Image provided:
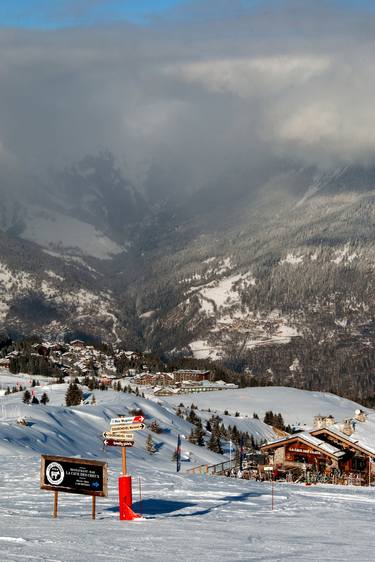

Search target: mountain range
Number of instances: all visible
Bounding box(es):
[2,154,375,401]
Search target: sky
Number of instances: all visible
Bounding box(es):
[0,0,186,27]
[1,0,373,28]
[0,0,375,199]
[0,0,193,27]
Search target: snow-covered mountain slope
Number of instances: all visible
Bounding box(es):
[20,206,125,260]
[0,385,223,469]
[162,386,371,428]
[4,161,375,401]
[0,382,224,469]
[0,378,374,561]
[0,231,130,342]
[1,435,375,560]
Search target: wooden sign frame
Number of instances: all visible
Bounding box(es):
[40,455,108,497]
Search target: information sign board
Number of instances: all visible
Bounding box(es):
[40,455,108,497]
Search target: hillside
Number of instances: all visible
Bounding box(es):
[0,379,225,468]
[162,386,372,428]
[2,163,375,400]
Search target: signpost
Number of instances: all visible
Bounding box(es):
[103,432,134,440]
[102,415,145,520]
[110,416,144,425]
[40,455,108,519]
[103,439,135,447]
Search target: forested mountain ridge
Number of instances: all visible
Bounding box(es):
[1,161,375,401]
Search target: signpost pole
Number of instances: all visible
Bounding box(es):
[92,495,96,520]
[271,478,275,511]
[122,447,127,475]
[53,491,58,519]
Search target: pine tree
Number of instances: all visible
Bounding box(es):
[263,410,274,425]
[186,408,199,424]
[65,383,83,406]
[207,431,223,454]
[193,419,206,446]
[274,413,285,430]
[188,427,197,444]
[150,420,163,434]
[40,392,49,405]
[22,390,31,404]
[145,433,156,454]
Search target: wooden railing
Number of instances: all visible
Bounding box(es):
[186,459,240,476]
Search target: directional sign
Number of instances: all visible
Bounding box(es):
[110,416,144,425]
[102,432,134,440]
[109,425,136,434]
[103,439,134,447]
[120,423,145,431]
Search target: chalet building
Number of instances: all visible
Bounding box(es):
[69,339,85,348]
[261,409,375,485]
[153,386,180,396]
[0,358,10,369]
[32,343,51,356]
[133,372,174,386]
[175,380,238,393]
[172,369,213,383]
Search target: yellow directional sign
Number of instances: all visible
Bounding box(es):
[109,425,135,434]
[120,423,145,431]
[102,432,134,440]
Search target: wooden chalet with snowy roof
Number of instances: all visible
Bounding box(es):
[261,409,375,485]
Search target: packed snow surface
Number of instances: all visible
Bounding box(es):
[0,378,374,561]
[163,386,371,428]
[0,456,375,561]
[0,382,223,467]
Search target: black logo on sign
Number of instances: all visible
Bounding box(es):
[46,462,65,485]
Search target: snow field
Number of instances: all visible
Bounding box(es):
[0,379,374,560]
[0,456,374,561]
[163,386,371,428]
[0,379,225,468]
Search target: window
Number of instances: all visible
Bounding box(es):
[352,456,366,471]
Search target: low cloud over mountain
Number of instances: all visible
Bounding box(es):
[1,0,375,201]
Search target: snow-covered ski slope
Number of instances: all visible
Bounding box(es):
[162,386,371,428]
[0,455,375,561]
[0,377,374,561]
[0,382,225,468]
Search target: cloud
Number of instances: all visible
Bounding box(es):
[1,0,375,200]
